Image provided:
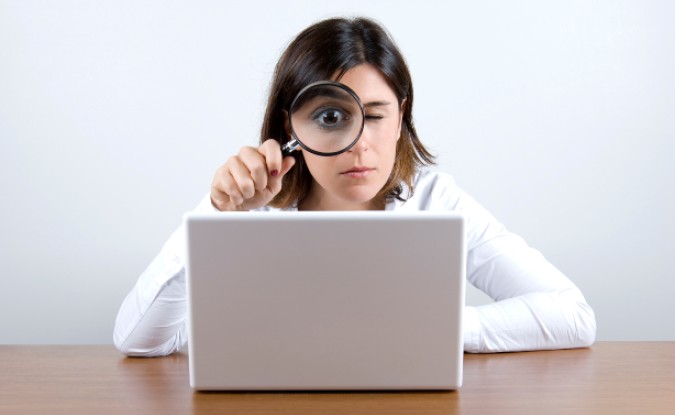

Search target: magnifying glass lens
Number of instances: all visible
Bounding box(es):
[289,83,364,156]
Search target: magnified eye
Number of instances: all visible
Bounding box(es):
[312,107,350,130]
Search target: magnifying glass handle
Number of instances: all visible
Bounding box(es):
[281,139,299,156]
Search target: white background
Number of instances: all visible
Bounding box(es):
[1,0,673,344]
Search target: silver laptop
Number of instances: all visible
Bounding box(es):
[184,211,466,391]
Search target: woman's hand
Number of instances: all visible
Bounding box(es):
[210,139,296,211]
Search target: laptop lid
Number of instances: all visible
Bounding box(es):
[185,211,465,390]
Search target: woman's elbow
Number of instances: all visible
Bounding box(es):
[114,342,178,358]
[571,299,597,348]
[113,332,180,358]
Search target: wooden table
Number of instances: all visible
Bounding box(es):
[1,342,673,414]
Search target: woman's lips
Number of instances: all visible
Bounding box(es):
[340,167,375,178]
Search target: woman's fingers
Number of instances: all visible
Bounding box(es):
[210,139,295,211]
[237,147,267,195]
[259,139,283,178]
[268,155,296,194]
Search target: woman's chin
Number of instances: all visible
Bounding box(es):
[337,188,382,209]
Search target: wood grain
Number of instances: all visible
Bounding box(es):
[1,343,673,414]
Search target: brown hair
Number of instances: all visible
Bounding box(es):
[262,17,435,208]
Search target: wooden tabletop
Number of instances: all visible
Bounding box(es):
[1,342,673,414]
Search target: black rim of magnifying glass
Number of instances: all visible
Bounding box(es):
[283,80,366,157]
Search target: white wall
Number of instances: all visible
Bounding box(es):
[1,0,673,344]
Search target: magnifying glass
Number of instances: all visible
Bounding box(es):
[281,81,365,157]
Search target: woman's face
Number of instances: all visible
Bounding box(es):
[299,64,403,210]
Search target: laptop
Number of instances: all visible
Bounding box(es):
[184,211,466,391]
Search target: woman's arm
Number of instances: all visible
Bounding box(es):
[113,226,188,356]
[115,140,294,357]
[462,230,596,353]
[113,195,215,357]
[409,171,596,353]
[113,246,188,356]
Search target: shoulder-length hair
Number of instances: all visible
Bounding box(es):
[262,17,435,208]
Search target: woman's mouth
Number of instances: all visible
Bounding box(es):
[340,166,375,178]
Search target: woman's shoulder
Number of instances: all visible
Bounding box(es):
[404,168,510,247]
[412,168,458,190]
[392,168,463,211]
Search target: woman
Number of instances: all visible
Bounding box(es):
[114,17,596,356]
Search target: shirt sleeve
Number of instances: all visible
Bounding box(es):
[113,194,218,356]
[406,171,597,353]
[115,171,597,356]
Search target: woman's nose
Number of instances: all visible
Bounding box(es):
[348,127,370,153]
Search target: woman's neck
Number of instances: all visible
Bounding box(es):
[298,184,385,211]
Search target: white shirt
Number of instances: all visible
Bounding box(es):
[113,169,596,356]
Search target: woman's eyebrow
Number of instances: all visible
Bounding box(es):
[363,100,392,108]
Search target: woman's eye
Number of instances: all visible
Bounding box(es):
[365,114,384,121]
[312,108,349,129]
[322,110,341,125]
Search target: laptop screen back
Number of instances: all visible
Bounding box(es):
[185,211,465,390]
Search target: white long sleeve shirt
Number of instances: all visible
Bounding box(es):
[113,169,596,356]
